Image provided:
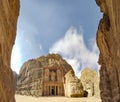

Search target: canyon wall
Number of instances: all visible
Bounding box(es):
[0,0,120,102]
[0,0,19,102]
[96,0,120,102]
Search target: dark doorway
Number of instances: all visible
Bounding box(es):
[52,88,55,95]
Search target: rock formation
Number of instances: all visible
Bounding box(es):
[96,0,120,101]
[13,71,18,89]
[64,70,85,97]
[0,0,19,102]
[16,54,73,97]
[80,68,100,98]
[0,0,120,101]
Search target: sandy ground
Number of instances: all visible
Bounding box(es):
[15,95,101,102]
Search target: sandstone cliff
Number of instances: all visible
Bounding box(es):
[0,0,120,102]
[0,0,19,102]
[96,0,120,102]
[80,68,100,98]
[16,54,73,97]
[64,70,85,97]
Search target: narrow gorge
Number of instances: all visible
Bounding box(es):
[0,0,120,102]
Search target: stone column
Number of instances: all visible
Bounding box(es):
[59,86,61,95]
[49,86,50,95]
[47,85,49,96]
[44,85,46,96]
[54,86,56,95]
[58,85,60,96]
[50,86,51,95]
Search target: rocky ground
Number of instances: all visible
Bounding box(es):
[15,95,101,102]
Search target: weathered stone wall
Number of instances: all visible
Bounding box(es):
[0,0,120,102]
[64,70,85,97]
[16,59,43,96]
[0,0,19,102]
[96,0,120,102]
[80,68,100,98]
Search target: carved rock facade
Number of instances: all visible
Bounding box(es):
[16,54,73,97]
[0,0,19,102]
[96,0,120,102]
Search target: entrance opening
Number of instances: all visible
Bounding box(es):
[11,0,102,100]
[52,88,55,95]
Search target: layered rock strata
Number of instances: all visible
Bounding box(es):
[0,0,19,102]
[96,0,120,102]
[16,54,73,97]
[80,68,100,98]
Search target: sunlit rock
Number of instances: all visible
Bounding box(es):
[64,70,85,97]
[16,54,73,97]
[80,68,100,98]
[0,0,19,102]
[96,0,120,101]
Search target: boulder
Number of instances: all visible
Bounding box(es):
[80,68,100,98]
[64,70,85,97]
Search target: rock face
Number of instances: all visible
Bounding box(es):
[0,0,19,102]
[80,68,100,98]
[96,0,120,102]
[13,71,18,89]
[16,54,73,97]
[0,0,120,101]
[64,70,85,97]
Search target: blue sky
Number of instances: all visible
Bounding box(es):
[11,0,102,77]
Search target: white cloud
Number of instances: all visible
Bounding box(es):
[49,27,100,77]
[11,44,22,74]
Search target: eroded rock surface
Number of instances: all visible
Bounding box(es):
[64,70,85,97]
[0,0,19,102]
[96,0,120,101]
[13,71,18,89]
[16,54,73,97]
[80,68,100,98]
[0,0,120,102]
